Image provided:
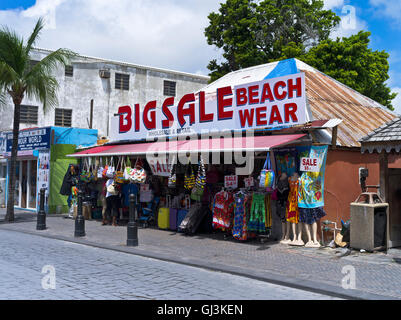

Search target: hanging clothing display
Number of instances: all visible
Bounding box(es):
[248,193,267,234]
[286,177,299,224]
[298,207,326,225]
[212,190,235,231]
[232,191,248,241]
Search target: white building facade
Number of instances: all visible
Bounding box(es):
[0,48,210,138]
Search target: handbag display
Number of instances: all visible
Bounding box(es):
[114,157,126,184]
[105,157,115,178]
[168,156,177,189]
[259,152,275,191]
[131,158,147,184]
[184,161,195,190]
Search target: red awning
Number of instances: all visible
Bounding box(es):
[68,134,308,158]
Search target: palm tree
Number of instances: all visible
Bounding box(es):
[0,18,76,222]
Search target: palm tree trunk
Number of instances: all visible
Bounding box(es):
[5,103,21,222]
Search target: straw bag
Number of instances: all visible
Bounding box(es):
[184,161,195,190]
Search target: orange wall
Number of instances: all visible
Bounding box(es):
[323,149,401,226]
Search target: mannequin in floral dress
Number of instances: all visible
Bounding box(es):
[286,172,304,246]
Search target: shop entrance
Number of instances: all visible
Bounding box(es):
[14,159,37,210]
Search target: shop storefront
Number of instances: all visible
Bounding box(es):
[68,69,333,246]
[1,126,98,213]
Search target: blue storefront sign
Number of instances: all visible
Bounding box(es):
[5,127,51,153]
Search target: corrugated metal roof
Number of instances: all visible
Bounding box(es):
[360,117,401,153]
[200,58,397,148]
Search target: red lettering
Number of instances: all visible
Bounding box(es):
[199,91,214,122]
[178,93,195,127]
[274,81,287,100]
[256,106,267,126]
[260,83,274,103]
[236,88,248,106]
[134,103,140,132]
[269,105,283,125]
[284,103,298,123]
[248,85,259,104]
[118,105,132,133]
[313,159,317,166]
[287,77,302,98]
[143,101,156,130]
[238,109,254,128]
[162,97,175,129]
[217,86,233,120]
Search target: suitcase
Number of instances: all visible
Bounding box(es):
[169,208,178,231]
[177,195,190,232]
[179,202,206,234]
[157,195,170,230]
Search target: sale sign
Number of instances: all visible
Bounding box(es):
[244,177,254,188]
[300,157,321,172]
[110,73,307,142]
[147,154,172,177]
[224,175,238,189]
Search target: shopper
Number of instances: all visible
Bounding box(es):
[105,174,121,226]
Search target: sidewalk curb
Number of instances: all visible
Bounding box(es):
[1,226,397,301]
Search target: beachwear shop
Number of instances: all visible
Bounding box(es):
[67,70,332,246]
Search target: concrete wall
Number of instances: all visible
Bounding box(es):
[0,49,209,138]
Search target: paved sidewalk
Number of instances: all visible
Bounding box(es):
[1,210,401,300]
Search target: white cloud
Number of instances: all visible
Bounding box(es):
[391,87,401,115]
[370,0,401,28]
[0,0,222,75]
[323,0,344,10]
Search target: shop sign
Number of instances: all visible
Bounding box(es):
[224,175,238,189]
[244,177,254,188]
[110,73,307,142]
[4,127,51,154]
[300,157,321,172]
[147,154,172,177]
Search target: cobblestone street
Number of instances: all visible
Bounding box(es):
[0,229,341,300]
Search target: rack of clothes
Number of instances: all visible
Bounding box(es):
[211,186,273,242]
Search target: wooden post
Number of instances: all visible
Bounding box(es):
[379,152,389,202]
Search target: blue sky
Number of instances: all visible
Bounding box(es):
[1,0,401,113]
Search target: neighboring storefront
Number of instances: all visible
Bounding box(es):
[1,126,98,213]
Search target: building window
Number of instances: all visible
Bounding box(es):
[55,108,72,127]
[163,80,176,96]
[115,73,130,90]
[65,65,74,77]
[19,105,38,124]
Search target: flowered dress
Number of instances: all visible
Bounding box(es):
[232,192,248,241]
[286,178,299,224]
[212,191,235,231]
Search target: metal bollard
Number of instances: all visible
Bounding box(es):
[36,188,46,230]
[126,193,138,246]
[74,190,86,237]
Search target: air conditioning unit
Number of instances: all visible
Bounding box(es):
[99,69,111,79]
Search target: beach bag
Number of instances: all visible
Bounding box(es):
[184,161,195,190]
[105,157,115,178]
[80,158,93,183]
[168,156,177,189]
[114,157,125,184]
[195,157,206,189]
[124,156,132,181]
[131,158,147,184]
[259,153,275,191]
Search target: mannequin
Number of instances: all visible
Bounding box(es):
[304,220,320,247]
[287,172,304,246]
[276,173,290,244]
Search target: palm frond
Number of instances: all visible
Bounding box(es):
[25,18,44,54]
[0,25,27,77]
